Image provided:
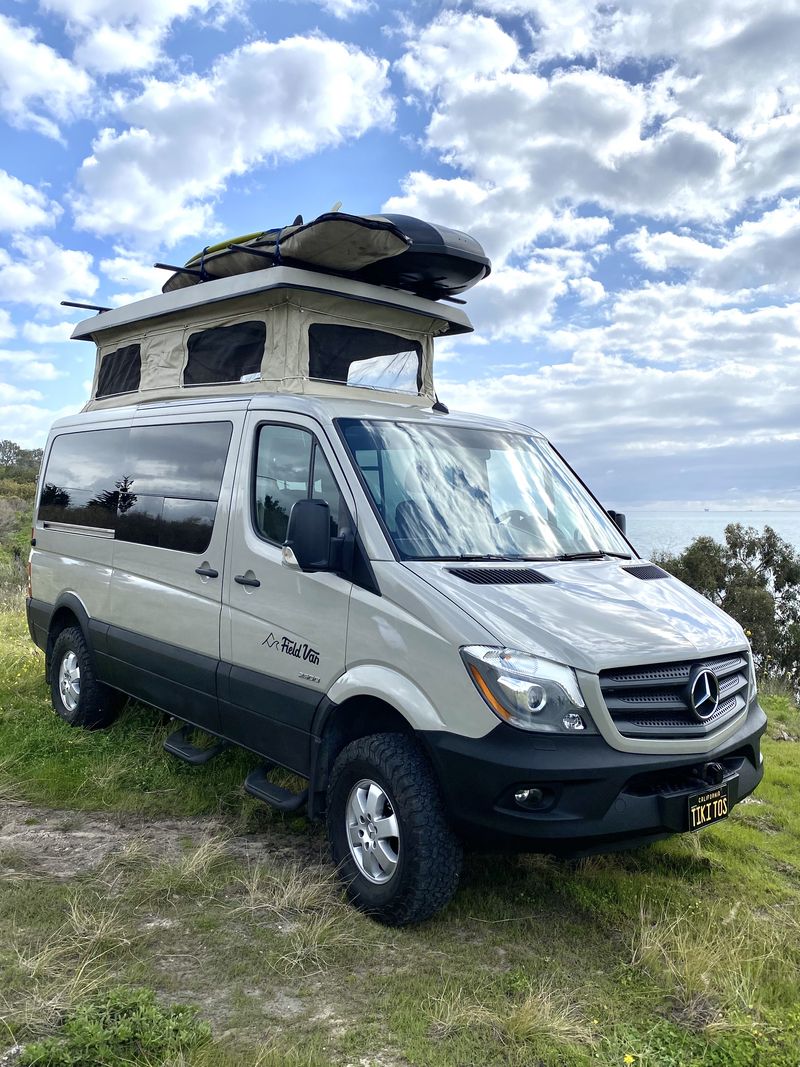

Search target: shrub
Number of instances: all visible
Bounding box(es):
[18,986,211,1066]
[656,524,800,689]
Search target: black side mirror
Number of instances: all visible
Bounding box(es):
[607,509,627,535]
[285,499,332,571]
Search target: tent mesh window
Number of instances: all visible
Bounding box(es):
[96,344,141,398]
[308,324,422,393]
[184,321,266,385]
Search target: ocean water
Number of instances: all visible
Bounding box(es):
[626,511,800,560]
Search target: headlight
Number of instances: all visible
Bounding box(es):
[461,645,596,734]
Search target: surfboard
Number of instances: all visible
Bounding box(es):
[161,212,490,300]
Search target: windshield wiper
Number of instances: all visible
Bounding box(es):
[555,550,632,561]
[411,553,549,562]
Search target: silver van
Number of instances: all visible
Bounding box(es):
[27,264,765,924]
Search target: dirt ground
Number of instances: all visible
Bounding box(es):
[0,799,324,881]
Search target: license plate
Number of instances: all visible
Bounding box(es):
[688,782,730,831]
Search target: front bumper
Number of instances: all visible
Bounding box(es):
[421,700,766,855]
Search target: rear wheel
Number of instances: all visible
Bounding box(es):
[50,626,122,729]
[327,732,462,925]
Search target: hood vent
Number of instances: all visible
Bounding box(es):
[447,567,554,585]
[622,564,670,580]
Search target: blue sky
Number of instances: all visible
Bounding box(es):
[1,0,799,510]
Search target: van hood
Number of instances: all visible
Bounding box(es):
[403,559,747,674]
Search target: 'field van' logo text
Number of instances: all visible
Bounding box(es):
[262,632,320,666]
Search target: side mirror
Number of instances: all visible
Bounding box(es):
[285,499,332,571]
[607,509,627,535]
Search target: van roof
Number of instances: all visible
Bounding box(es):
[47,390,545,439]
[71,265,473,343]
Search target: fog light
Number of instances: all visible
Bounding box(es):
[514,787,544,806]
[562,712,586,731]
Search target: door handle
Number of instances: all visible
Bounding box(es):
[234,574,261,587]
[195,566,219,578]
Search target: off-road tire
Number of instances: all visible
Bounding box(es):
[50,626,122,729]
[327,732,462,925]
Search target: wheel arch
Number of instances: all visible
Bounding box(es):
[45,593,95,683]
[308,692,423,819]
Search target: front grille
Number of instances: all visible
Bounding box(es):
[447,567,554,585]
[599,652,750,739]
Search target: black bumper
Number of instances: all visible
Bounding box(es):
[26,596,50,651]
[421,703,767,855]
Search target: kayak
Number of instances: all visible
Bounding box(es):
[161,212,491,300]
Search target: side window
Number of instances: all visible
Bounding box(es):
[253,424,345,543]
[38,428,130,529]
[116,422,233,553]
[184,321,266,385]
[308,325,422,394]
[254,425,312,544]
[39,422,233,553]
[96,345,141,398]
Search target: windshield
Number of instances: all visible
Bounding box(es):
[339,418,632,561]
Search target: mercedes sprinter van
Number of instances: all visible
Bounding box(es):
[27,257,765,925]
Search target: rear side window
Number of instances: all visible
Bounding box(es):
[96,344,141,398]
[253,424,343,544]
[39,422,232,553]
[308,325,422,393]
[38,428,129,530]
[184,321,266,385]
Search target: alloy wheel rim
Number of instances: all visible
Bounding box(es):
[345,778,400,884]
[58,650,81,712]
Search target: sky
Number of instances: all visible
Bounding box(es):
[0,0,799,511]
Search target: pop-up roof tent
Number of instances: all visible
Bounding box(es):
[74,265,474,412]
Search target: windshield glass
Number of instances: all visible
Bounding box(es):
[339,418,632,561]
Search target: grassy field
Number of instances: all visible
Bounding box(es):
[1,598,799,1066]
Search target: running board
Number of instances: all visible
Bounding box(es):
[244,764,309,813]
[163,723,229,765]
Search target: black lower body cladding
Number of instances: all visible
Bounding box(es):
[420,703,766,855]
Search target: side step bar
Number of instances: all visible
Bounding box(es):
[163,723,229,765]
[244,764,309,813]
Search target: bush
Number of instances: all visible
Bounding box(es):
[18,986,212,1066]
[656,524,800,688]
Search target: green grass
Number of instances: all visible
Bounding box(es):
[1,599,800,1066]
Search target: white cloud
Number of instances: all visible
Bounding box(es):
[73,35,394,243]
[22,321,79,344]
[100,249,164,303]
[0,309,15,342]
[0,171,61,233]
[398,12,519,94]
[305,0,373,17]
[570,277,605,305]
[461,261,569,341]
[0,383,44,403]
[625,199,800,293]
[0,237,97,307]
[0,350,64,380]
[41,0,242,74]
[0,14,92,139]
[0,401,73,446]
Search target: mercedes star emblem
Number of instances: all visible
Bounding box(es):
[689,668,720,720]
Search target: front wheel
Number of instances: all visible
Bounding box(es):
[326,733,462,925]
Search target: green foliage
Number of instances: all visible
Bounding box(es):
[18,986,211,1066]
[656,523,800,684]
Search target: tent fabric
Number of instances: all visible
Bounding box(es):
[83,287,446,411]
